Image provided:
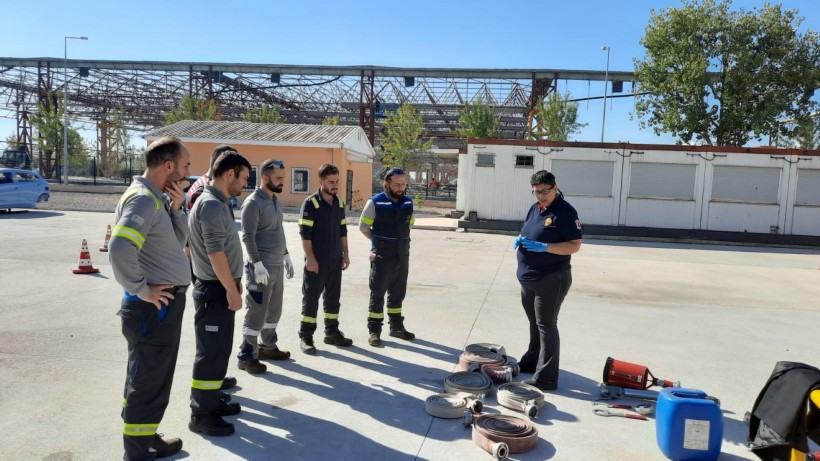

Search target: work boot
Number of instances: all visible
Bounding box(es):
[216,394,241,416]
[188,414,235,437]
[300,337,317,355]
[368,333,381,347]
[237,359,267,374]
[258,346,291,360]
[324,330,353,347]
[150,434,182,458]
[220,376,237,390]
[389,328,416,341]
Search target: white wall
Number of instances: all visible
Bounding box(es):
[461,142,820,237]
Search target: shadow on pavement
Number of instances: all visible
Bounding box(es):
[0,210,64,219]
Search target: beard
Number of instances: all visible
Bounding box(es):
[265,181,283,193]
[322,185,338,196]
[165,169,183,191]
[386,188,404,200]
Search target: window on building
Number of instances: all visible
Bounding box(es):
[244,166,258,192]
[515,155,534,167]
[476,153,495,167]
[292,168,310,193]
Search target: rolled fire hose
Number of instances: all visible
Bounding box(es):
[465,342,507,357]
[470,414,538,457]
[457,350,505,372]
[424,392,484,419]
[497,382,545,419]
[444,371,493,396]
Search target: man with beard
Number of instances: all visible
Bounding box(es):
[109,136,191,460]
[236,159,294,374]
[297,163,352,354]
[187,150,251,437]
[359,167,416,347]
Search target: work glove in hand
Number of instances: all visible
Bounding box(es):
[253,261,269,285]
[512,236,525,249]
[521,238,548,253]
[284,254,294,279]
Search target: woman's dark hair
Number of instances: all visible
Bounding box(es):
[530,170,556,187]
[144,136,186,168]
[212,151,251,179]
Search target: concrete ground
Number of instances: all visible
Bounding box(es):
[1,209,819,461]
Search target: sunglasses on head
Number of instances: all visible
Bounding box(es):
[263,160,285,171]
[384,168,404,180]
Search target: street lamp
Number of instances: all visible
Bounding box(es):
[601,45,611,143]
[63,36,88,185]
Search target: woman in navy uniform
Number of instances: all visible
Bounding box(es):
[513,170,582,391]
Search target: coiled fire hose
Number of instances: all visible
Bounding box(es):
[468,414,539,458]
[458,350,505,371]
[465,342,506,357]
[444,371,493,396]
[496,382,545,419]
[424,392,484,418]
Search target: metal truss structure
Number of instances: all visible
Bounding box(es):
[0,58,636,177]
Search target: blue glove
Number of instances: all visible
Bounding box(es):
[513,236,525,250]
[521,238,548,253]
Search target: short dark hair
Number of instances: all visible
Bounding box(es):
[530,170,556,187]
[210,145,237,170]
[318,164,339,178]
[145,136,186,168]
[212,151,251,179]
[260,159,285,175]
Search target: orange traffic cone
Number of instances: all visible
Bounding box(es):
[99,225,112,252]
[73,239,100,274]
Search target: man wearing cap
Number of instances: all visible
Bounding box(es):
[297,163,353,354]
[187,150,251,437]
[236,159,294,374]
[359,167,416,347]
[109,136,190,460]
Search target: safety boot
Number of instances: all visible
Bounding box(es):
[150,434,182,458]
[258,346,291,360]
[188,414,235,437]
[300,337,317,355]
[216,394,241,416]
[368,333,381,347]
[220,376,237,390]
[324,330,353,347]
[389,328,416,341]
[237,359,267,374]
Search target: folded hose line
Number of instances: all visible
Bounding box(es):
[457,350,505,371]
[497,383,545,418]
[472,414,539,455]
[465,343,506,357]
[425,392,484,418]
[444,371,494,395]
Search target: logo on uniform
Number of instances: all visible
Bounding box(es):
[575,219,582,230]
[544,214,556,227]
[544,217,552,227]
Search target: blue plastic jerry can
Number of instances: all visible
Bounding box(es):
[655,387,723,461]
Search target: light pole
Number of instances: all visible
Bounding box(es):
[601,45,610,143]
[63,36,88,184]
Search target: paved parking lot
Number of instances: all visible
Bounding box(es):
[1,209,819,460]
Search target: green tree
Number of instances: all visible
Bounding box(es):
[4,133,19,148]
[455,99,500,143]
[244,105,283,124]
[777,115,820,149]
[378,103,431,171]
[321,115,341,126]
[165,95,218,125]
[29,96,86,178]
[534,92,587,141]
[634,0,820,146]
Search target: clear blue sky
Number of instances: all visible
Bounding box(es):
[1,0,818,146]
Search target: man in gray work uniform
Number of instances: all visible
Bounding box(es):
[236,159,295,374]
[109,136,190,460]
[187,150,251,437]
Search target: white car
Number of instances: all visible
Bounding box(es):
[0,168,50,211]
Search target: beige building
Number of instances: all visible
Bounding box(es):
[145,121,376,209]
